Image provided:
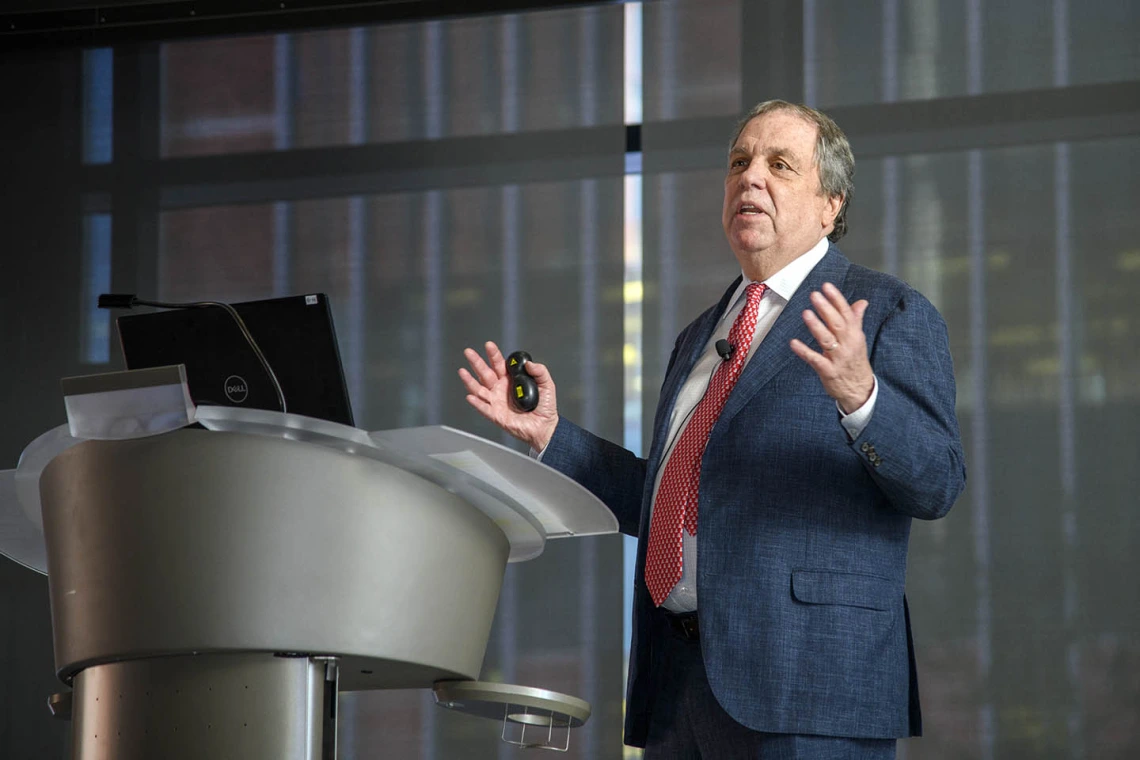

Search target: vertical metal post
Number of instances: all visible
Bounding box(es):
[272,34,295,297]
[964,2,995,757]
[880,0,900,278]
[496,15,522,760]
[1052,1,1082,756]
[345,26,370,424]
[419,21,446,759]
[68,654,334,760]
[576,13,603,758]
[802,0,817,107]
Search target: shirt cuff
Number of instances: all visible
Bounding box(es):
[838,375,878,440]
[530,445,546,461]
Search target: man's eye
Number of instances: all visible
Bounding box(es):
[772,160,789,170]
[731,158,747,168]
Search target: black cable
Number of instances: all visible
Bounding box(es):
[99,294,287,415]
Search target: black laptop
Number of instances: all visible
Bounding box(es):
[115,293,355,426]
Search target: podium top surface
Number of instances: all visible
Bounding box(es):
[1,407,618,573]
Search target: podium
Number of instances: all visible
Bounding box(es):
[1,399,617,759]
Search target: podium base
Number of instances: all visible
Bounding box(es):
[70,653,336,760]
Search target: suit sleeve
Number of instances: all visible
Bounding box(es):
[541,417,647,537]
[847,288,967,520]
[540,328,695,537]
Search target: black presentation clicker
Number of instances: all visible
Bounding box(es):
[506,350,539,412]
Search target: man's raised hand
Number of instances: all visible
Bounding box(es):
[789,282,875,414]
[459,341,559,452]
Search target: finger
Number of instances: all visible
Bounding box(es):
[464,347,499,388]
[526,361,553,386]
[458,367,494,401]
[465,393,499,422]
[852,299,869,325]
[484,341,508,377]
[802,310,839,352]
[821,282,855,321]
[789,338,831,373]
[810,290,846,334]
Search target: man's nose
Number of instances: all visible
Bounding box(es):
[740,161,768,188]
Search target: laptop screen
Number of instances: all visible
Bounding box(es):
[115,293,354,427]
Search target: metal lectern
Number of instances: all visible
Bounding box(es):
[1,393,617,759]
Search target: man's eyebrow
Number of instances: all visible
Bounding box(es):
[764,146,805,166]
[728,145,808,166]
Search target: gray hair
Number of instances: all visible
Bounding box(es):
[729,100,855,242]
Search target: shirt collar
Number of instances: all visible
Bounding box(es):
[723,236,831,318]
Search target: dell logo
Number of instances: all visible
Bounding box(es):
[224,375,249,403]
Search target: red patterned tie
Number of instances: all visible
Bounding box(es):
[645,282,767,606]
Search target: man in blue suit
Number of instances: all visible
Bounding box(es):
[461,100,965,758]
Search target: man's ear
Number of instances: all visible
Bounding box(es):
[822,193,844,231]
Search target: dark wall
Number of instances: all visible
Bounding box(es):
[0,564,66,760]
[1,49,85,760]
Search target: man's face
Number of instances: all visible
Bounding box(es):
[722,110,842,277]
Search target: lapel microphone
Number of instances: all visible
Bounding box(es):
[715,339,734,361]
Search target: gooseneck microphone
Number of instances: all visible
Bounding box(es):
[97,293,287,414]
[715,339,734,361]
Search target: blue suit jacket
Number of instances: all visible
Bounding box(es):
[542,246,966,746]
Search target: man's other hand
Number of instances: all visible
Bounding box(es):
[459,341,560,452]
[790,282,875,414]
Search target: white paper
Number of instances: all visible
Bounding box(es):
[65,383,195,440]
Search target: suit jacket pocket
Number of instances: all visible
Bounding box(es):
[791,569,897,611]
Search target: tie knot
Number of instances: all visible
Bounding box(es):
[745,281,767,305]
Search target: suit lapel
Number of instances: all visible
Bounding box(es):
[646,276,741,465]
[717,246,851,426]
